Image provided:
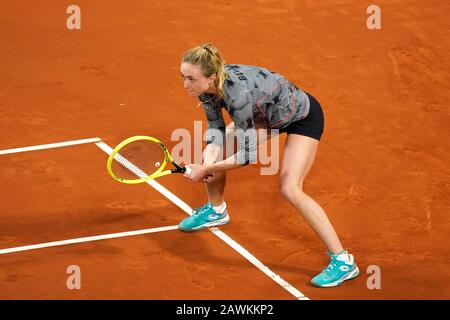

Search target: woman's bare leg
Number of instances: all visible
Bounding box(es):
[280,134,344,254]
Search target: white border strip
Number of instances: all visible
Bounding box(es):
[0,225,179,255]
[211,228,309,300]
[95,141,309,300]
[0,137,101,155]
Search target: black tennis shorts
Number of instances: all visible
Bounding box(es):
[279,92,324,141]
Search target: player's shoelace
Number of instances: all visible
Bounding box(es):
[324,253,340,273]
[191,203,212,218]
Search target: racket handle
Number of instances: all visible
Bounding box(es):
[184,166,192,175]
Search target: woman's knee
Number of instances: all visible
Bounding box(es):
[279,178,304,202]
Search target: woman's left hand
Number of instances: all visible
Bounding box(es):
[184,164,212,182]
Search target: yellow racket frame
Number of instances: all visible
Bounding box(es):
[107,135,175,184]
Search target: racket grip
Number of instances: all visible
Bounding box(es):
[184,166,192,175]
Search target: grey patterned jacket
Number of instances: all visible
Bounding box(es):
[199,64,310,165]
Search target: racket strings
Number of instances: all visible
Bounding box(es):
[111,140,166,180]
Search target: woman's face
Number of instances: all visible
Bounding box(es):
[180,63,216,97]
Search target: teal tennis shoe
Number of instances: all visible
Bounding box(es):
[179,203,230,232]
[311,251,360,287]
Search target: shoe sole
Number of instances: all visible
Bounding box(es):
[179,214,231,232]
[311,266,360,288]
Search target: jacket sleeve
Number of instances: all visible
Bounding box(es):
[228,91,258,165]
[203,104,226,146]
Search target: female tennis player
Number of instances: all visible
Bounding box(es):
[178,43,359,288]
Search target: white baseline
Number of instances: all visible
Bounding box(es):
[0,137,101,155]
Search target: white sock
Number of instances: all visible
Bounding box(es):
[213,202,226,214]
[336,251,353,263]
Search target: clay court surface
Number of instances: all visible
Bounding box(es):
[0,1,449,299]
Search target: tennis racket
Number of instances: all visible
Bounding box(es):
[107,135,191,184]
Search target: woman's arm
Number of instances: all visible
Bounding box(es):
[185,92,259,181]
[205,154,244,174]
[206,92,261,174]
[185,122,244,181]
[185,150,243,182]
[202,122,243,174]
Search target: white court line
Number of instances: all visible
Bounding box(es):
[210,228,310,300]
[0,225,179,255]
[95,141,309,300]
[0,137,101,155]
